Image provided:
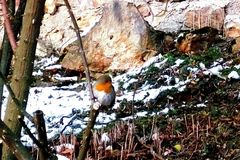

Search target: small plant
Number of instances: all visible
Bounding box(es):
[209,106,221,118]
[164,53,177,65]
[221,67,240,76]
[118,80,124,91]
[190,46,222,66]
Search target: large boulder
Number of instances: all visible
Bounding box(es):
[184,7,225,30]
[61,1,163,72]
[146,0,230,32]
[224,0,240,38]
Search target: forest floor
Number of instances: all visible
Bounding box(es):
[12,28,240,159]
[81,40,240,159]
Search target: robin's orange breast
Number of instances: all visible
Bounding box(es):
[95,81,112,94]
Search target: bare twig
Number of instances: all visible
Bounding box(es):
[184,114,188,133]
[0,71,33,122]
[136,135,164,160]
[1,0,17,51]
[18,116,44,149]
[0,119,33,160]
[156,0,169,17]
[78,109,99,160]
[60,114,82,134]
[62,0,94,101]
[62,1,98,160]
[19,113,57,159]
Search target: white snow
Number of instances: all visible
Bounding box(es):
[228,71,240,79]
[159,107,169,114]
[45,64,62,70]
[56,154,70,160]
[188,0,230,10]
[53,75,78,82]
[203,64,225,79]
[1,51,239,152]
[208,65,223,75]
[234,64,240,69]
[196,103,207,107]
[199,62,206,69]
[172,59,184,68]
[101,132,110,142]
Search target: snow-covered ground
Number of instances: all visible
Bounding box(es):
[1,53,240,148]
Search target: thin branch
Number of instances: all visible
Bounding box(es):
[60,113,82,134]
[62,1,99,160]
[62,0,94,102]
[1,0,17,51]
[0,71,34,122]
[18,116,44,149]
[0,119,33,160]
[78,109,99,160]
[19,114,57,159]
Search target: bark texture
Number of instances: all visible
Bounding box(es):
[2,0,46,159]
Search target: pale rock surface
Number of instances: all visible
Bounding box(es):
[38,1,102,57]
[150,0,230,32]
[148,0,189,32]
[61,1,161,72]
[1,0,240,70]
[232,37,240,53]
[224,0,240,38]
[184,7,224,30]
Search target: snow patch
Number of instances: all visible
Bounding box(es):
[228,71,240,79]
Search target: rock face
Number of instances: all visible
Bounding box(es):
[61,1,162,72]
[1,0,239,72]
[148,0,230,32]
[175,27,219,54]
[146,0,240,39]
[184,7,224,30]
[224,0,240,38]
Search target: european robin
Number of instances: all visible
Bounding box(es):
[93,75,115,109]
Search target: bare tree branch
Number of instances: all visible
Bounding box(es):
[18,116,45,149]
[0,71,34,122]
[0,119,33,160]
[62,0,94,102]
[62,1,99,160]
[1,0,17,51]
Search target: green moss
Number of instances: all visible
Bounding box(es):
[221,67,240,76]
[206,46,222,60]
[115,98,133,118]
[144,64,160,77]
[209,106,221,118]
[190,46,222,66]
[202,143,219,159]
[117,80,124,91]
[172,119,185,134]
[164,53,177,65]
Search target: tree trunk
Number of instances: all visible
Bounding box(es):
[0,0,27,118]
[2,0,46,159]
